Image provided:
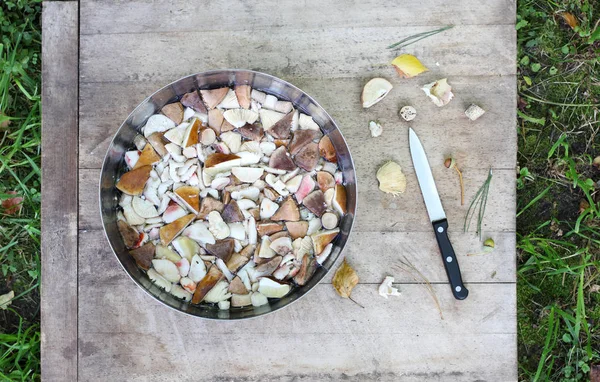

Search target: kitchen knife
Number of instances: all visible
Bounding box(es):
[408,128,468,300]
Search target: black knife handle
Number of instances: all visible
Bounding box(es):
[432,219,468,300]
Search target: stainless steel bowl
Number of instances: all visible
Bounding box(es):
[100,70,357,319]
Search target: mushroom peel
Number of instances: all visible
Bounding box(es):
[376,161,406,196]
[422,78,454,107]
[378,276,401,299]
[361,78,393,108]
[391,54,428,78]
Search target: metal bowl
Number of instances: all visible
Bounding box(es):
[100,70,357,319]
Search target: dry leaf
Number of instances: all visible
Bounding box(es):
[332,259,359,298]
[422,78,454,107]
[391,54,428,78]
[2,191,23,215]
[560,12,579,30]
[377,161,406,196]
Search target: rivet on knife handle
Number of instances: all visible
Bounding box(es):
[432,219,468,300]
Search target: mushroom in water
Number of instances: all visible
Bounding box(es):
[206,238,235,262]
[295,142,319,171]
[285,221,308,239]
[181,90,208,114]
[192,265,224,304]
[271,197,300,222]
[258,278,291,298]
[200,88,229,109]
[269,146,296,171]
[159,214,195,245]
[311,228,340,255]
[129,242,155,270]
[116,165,152,196]
[318,136,337,163]
[161,102,184,124]
[302,190,327,217]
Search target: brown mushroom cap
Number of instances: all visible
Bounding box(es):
[198,197,224,220]
[302,190,327,217]
[289,130,322,155]
[271,197,300,222]
[161,102,184,124]
[234,85,252,109]
[293,254,317,286]
[269,110,294,139]
[319,135,337,162]
[222,200,244,223]
[285,221,308,240]
[181,90,208,114]
[294,142,319,172]
[129,242,155,270]
[311,228,340,255]
[118,220,141,249]
[205,153,240,168]
[200,87,229,110]
[208,108,224,133]
[226,253,251,273]
[206,238,235,262]
[238,123,264,141]
[174,186,200,214]
[268,146,296,171]
[192,265,224,304]
[116,165,152,196]
[228,276,248,294]
[159,214,195,245]
[316,171,335,192]
[147,132,169,157]
[134,144,161,169]
[256,222,284,236]
[255,256,283,277]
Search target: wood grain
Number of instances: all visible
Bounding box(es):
[41,2,79,381]
[77,279,516,381]
[81,0,516,35]
[79,25,516,84]
[76,0,517,379]
[79,75,517,170]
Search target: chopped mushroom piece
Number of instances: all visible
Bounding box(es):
[201,88,229,109]
[181,90,208,114]
[117,86,349,309]
[192,265,224,304]
[129,242,155,270]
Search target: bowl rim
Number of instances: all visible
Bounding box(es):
[99,69,358,320]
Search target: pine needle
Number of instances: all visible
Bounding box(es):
[394,257,443,320]
[464,168,493,239]
[387,25,454,50]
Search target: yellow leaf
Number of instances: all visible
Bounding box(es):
[332,259,359,298]
[391,54,428,78]
[560,12,579,29]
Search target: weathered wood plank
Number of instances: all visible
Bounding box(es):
[77,280,516,381]
[79,75,517,170]
[80,25,516,83]
[80,164,515,233]
[41,2,79,380]
[78,228,515,284]
[81,0,516,35]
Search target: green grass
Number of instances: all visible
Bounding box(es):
[0,1,42,380]
[516,0,600,380]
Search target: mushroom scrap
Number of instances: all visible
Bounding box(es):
[115,86,347,310]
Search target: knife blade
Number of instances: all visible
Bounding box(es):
[408,128,468,300]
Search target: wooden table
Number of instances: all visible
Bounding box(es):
[41,1,517,380]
